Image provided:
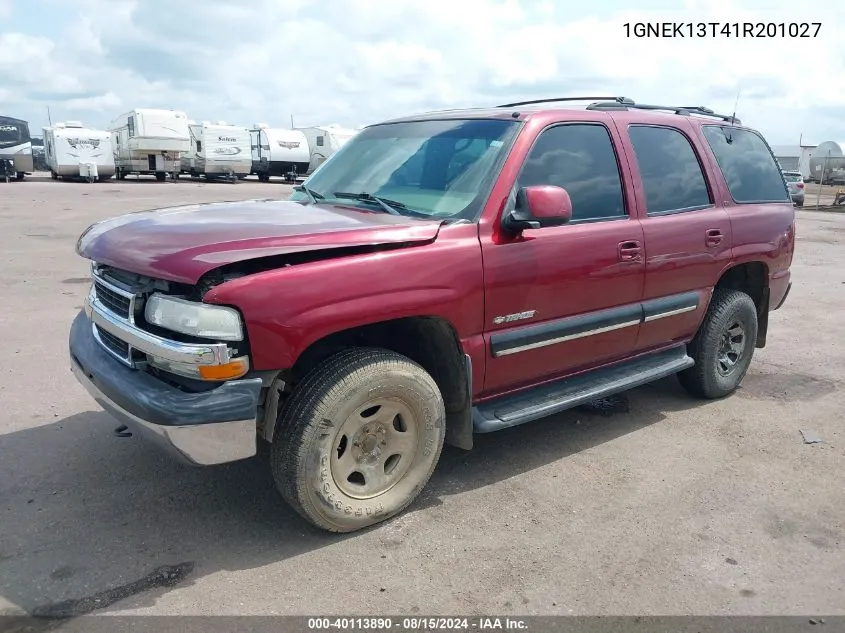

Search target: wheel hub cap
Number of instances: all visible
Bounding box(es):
[717,321,746,376]
[330,398,419,500]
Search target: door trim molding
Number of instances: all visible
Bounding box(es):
[490,291,701,357]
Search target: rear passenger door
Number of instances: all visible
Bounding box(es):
[619,120,732,352]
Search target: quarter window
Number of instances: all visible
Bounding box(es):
[518,124,626,222]
[702,126,790,203]
[628,125,712,215]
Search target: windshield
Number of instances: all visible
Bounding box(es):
[0,120,29,146]
[290,118,520,219]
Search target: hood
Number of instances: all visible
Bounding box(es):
[77,198,443,284]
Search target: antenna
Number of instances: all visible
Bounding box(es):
[290,114,295,129]
[730,88,741,125]
[47,106,52,126]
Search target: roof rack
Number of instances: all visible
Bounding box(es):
[497,96,634,108]
[585,100,740,124]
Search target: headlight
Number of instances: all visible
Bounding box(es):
[145,294,244,341]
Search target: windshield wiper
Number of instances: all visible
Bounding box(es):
[331,191,404,216]
[293,184,324,204]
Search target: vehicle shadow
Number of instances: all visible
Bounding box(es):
[0,376,703,618]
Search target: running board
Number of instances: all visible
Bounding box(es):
[473,346,694,433]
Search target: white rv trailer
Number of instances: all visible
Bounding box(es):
[249,123,310,182]
[181,121,252,180]
[108,108,190,181]
[0,115,34,180]
[295,125,359,174]
[42,121,115,182]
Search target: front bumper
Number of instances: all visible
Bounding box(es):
[69,310,263,465]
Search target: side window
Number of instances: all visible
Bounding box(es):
[196,141,202,152]
[316,135,324,147]
[628,125,712,215]
[702,126,790,203]
[127,116,135,137]
[518,124,626,222]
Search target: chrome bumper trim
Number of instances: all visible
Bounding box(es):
[85,285,233,366]
[71,356,256,466]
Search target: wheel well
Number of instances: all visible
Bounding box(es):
[288,317,474,450]
[714,262,769,347]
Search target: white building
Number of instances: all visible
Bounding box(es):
[770,144,816,177]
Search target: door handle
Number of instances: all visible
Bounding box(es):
[618,240,642,262]
[705,228,723,247]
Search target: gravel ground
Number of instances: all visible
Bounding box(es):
[0,175,843,620]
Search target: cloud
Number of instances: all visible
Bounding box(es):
[2,0,843,146]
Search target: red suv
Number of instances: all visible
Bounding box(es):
[69,97,795,532]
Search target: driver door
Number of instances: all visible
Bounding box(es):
[480,122,646,395]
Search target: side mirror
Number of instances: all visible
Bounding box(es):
[502,185,573,234]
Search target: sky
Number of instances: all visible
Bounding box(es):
[1,0,843,146]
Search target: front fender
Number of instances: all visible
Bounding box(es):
[202,223,485,371]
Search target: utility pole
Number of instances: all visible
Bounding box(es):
[815,150,831,208]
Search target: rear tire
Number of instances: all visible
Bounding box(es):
[155,171,166,182]
[271,348,446,533]
[678,289,758,399]
[15,172,24,181]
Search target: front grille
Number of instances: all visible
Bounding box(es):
[94,278,132,319]
[94,324,131,362]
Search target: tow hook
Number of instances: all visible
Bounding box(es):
[114,424,133,438]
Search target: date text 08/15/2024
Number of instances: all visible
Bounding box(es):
[624,22,822,38]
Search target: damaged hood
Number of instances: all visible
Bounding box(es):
[76,198,443,284]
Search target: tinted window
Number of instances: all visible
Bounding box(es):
[518,124,626,221]
[702,126,790,203]
[783,173,801,183]
[628,125,711,215]
[0,124,23,145]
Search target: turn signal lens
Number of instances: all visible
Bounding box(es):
[198,357,250,381]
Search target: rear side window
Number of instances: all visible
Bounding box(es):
[702,126,790,203]
[628,125,712,215]
[518,123,626,222]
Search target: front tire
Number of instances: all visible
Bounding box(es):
[271,348,446,533]
[678,289,758,399]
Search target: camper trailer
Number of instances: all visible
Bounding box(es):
[181,121,251,180]
[250,123,310,182]
[295,125,359,174]
[43,121,115,182]
[108,108,190,181]
[0,115,33,180]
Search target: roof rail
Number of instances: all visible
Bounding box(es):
[497,96,634,108]
[586,100,740,124]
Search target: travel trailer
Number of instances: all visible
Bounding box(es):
[249,123,310,182]
[181,121,252,180]
[108,108,190,181]
[295,125,359,174]
[43,121,115,182]
[0,115,33,180]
